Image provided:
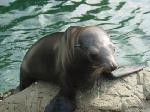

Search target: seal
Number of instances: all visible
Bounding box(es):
[20,26,118,112]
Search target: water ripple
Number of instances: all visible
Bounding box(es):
[0,0,150,91]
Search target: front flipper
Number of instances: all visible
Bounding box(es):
[111,65,143,78]
[44,92,76,112]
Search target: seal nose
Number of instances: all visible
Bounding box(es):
[111,62,118,71]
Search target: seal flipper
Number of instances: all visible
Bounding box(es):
[44,90,76,112]
[44,97,75,112]
[111,65,144,78]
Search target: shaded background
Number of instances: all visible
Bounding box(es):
[0,0,150,92]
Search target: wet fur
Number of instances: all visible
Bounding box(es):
[20,26,117,112]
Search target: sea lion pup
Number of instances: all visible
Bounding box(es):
[20,26,133,112]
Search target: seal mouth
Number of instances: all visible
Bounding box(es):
[92,66,104,74]
[92,62,117,74]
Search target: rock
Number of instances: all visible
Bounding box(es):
[0,68,150,112]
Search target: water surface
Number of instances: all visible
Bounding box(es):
[0,0,150,92]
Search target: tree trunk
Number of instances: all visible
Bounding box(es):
[0,68,150,112]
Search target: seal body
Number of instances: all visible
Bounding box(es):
[20,32,64,89]
[20,26,117,112]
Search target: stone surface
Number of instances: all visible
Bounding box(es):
[0,68,150,112]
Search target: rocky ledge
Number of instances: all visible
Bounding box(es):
[0,68,150,112]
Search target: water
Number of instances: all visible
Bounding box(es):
[0,0,150,92]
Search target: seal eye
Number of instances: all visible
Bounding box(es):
[89,52,99,61]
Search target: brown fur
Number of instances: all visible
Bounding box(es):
[20,26,117,112]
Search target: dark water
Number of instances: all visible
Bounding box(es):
[0,0,150,92]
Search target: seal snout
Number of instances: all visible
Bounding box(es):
[108,55,118,71]
[110,62,118,71]
[101,61,118,73]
